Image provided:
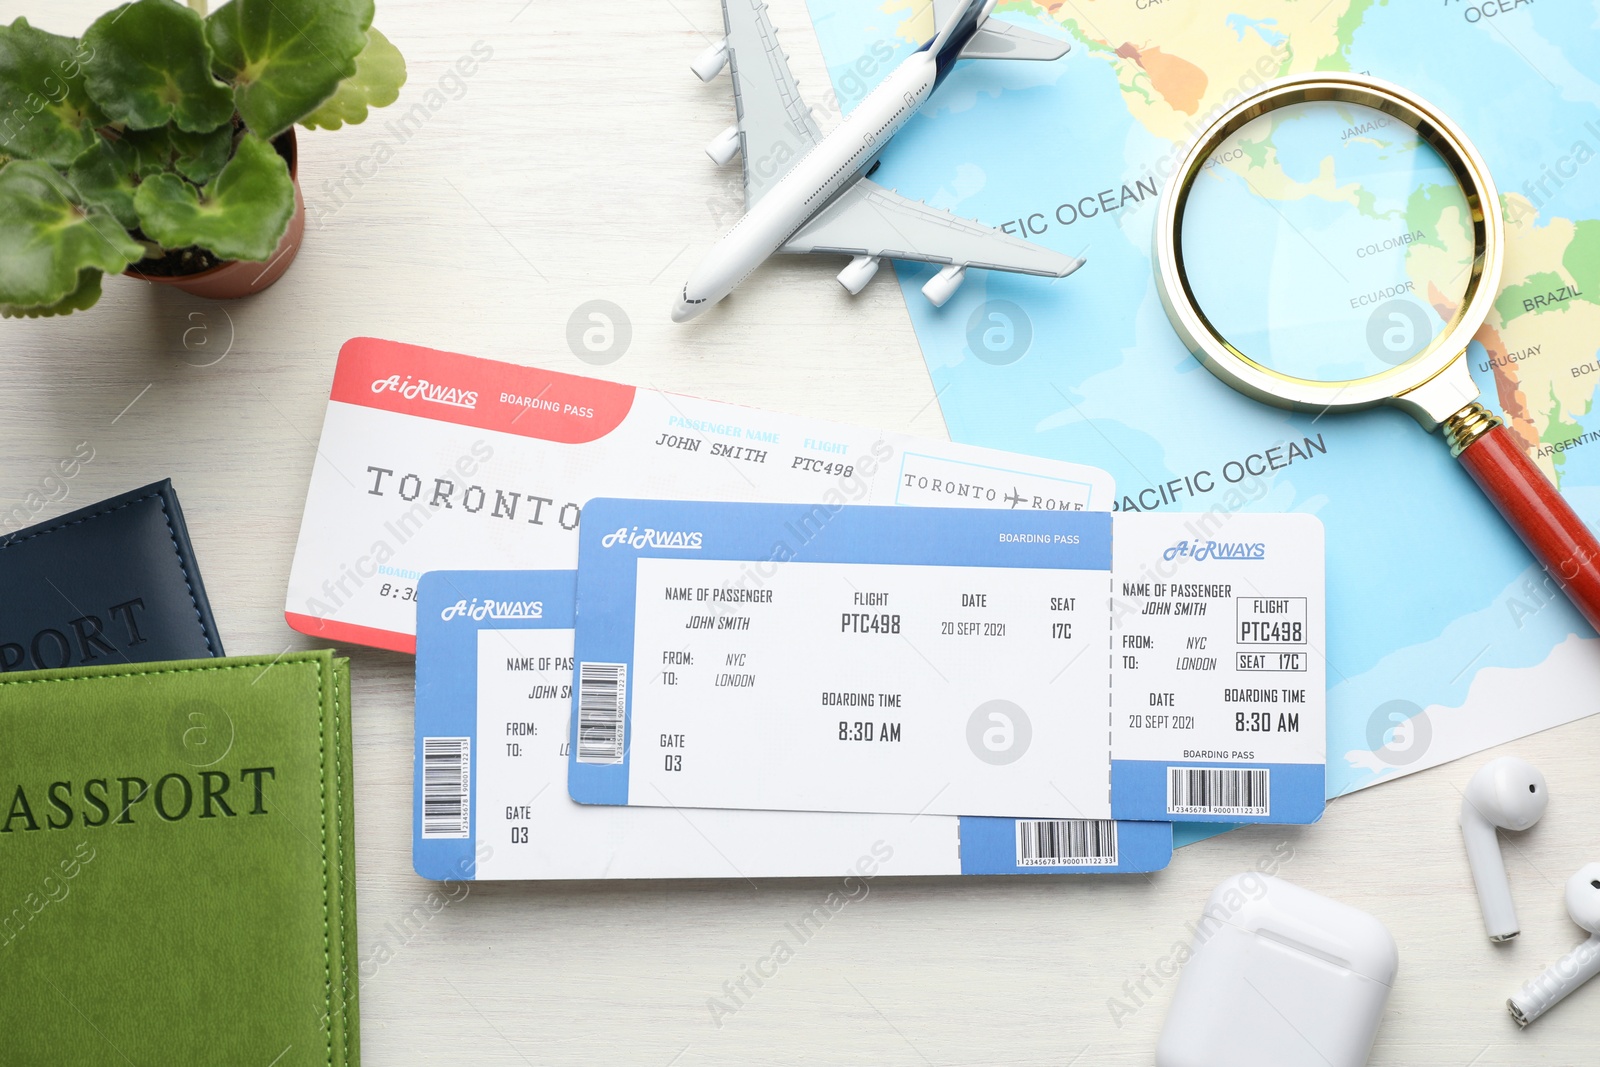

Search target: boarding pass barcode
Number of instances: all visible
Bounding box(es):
[1014,819,1118,866]
[576,662,627,764]
[1167,767,1270,816]
[421,737,471,838]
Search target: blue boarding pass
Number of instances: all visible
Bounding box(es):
[1109,513,1325,823]
[569,500,1325,825]
[413,569,1174,880]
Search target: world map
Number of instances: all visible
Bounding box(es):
[804,0,1600,803]
[1178,100,1475,381]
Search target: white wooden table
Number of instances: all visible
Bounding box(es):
[4,1,1597,1062]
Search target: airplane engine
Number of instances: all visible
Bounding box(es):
[836,255,880,295]
[920,264,966,307]
[691,39,729,81]
[705,125,741,165]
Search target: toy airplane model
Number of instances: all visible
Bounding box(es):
[672,0,1083,322]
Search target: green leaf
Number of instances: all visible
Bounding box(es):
[133,131,292,261]
[65,123,234,229]
[128,123,235,182]
[0,18,106,166]
[0,161,142,309]
[166,123,233,182]
[300,26,405,131]
[206,0,374,140]
[83,0,234,133]
[66,136,148,229]
[1,267,102,318]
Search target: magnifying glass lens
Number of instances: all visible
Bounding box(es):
[1177,100,1478,383]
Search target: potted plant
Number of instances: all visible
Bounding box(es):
[0,0,405,316]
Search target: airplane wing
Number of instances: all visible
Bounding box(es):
[959,20,1071,61]
[720,0,821,206]
[932,0,1071,61]
[779,179,1084,278]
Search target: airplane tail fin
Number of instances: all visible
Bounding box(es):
[929,0,987,54]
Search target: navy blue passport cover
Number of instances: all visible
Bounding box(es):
[0,480,224,670]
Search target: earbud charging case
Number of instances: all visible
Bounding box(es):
[1156,874,1398,1067]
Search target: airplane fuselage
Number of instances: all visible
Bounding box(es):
[673,51,938,322]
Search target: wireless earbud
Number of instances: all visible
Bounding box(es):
[1460,756,1548,941]
[1507,863,1600,1026]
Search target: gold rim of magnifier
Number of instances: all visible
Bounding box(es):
[1153,72,1504,413]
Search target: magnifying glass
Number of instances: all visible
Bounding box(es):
[1155,72,1600,630]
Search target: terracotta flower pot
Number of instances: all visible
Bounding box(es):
[125,128,306,300]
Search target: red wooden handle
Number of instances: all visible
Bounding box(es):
[1456,424,1600,631]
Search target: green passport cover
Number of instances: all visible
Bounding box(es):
[0,651,358,1067]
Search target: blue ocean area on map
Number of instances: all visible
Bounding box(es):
[805,0,1600,802]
